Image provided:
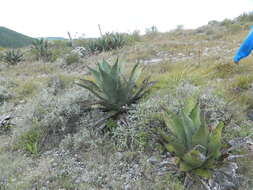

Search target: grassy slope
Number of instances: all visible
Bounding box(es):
[0,23,253,189]
[0,26,34,48]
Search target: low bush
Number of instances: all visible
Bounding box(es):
[17,125,41,155]
[65,53,80,65]
[230,75,253,91]
[15,80,38,99]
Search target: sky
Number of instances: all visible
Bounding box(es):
[0,0,253,38]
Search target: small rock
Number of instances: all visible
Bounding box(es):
[115,152,124,160]
[147,156,159,165]
[71,47,89,57]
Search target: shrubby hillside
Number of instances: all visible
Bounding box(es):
[0,12,253,190]
[0,27,34,48]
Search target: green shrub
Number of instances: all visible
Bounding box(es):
[2,49,24,65]
[15,80,38,99]
[86,32,126,53]
[50,41,72,62]
[212,63,237,78]
[77,58,153,112]
[229,24,241,34]
[220,19,233,27]
[157,100,225,178]
[230,75,253,90]
[65,53,80,65]
[74,38,89,47]
[126,30,141,43]
[17,125,41,155]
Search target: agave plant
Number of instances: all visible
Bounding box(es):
[77,58,153,112]
[103,32,125,50]
[158,101,224,179]
[86,40,99,53]
[31,38,52,62]
[86,33,126,54]
[3,49,24,65]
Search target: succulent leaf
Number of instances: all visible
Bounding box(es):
[192,118,209,148]
[193,168,212,179]
[182,149,207,169]
[207,122,224,159]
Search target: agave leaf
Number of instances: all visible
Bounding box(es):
[157,128,186,157]
[98,101,116,111]
[110,59,123,89]
[201,157,216,169]
[98,65,118,100]
[131,84,154,103]
[207,122,224,159]
[129,67,142,91]
[182,149,207,169]
[179,161,195,172]
[189,102,201,130]
[131,76,151,101]
[111,57,120,76]
[126,62,142,91]
[79,79,102,93]
[88,66,101,83]
[76,82,108,102]
[183,97,197,116]
[164,110,187,147]
[165,142,185,157]
[100,59,112,73]
[193,168,212,179]
[180,112,196,149]
[100,66,128,110]
[157,128,175,143]
[192,114,209,148]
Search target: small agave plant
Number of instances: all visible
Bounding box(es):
[157,100,240,189]
[77,58,154,113]
[3,49,24,65]
[32,38,52,62]
[86,33,126,53]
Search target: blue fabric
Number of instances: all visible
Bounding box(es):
[234,26,253,63]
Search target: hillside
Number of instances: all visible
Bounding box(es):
[0,27,34,48]
[0,14,253,190]
[43,37,68,41]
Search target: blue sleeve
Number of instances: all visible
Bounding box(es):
[234,26,253,63]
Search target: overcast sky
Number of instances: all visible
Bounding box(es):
[1,0,253,38]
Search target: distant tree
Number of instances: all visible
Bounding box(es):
[237,11,253,22]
